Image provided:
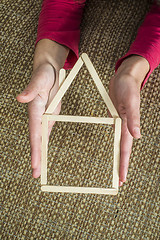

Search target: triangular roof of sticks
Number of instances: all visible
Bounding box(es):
[45,53,119,118]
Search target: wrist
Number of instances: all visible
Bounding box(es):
[33,39,69,71]
[116,55,150,87]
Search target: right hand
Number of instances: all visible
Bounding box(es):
[16,63,61,178]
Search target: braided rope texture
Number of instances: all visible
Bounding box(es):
[1,0,159,239]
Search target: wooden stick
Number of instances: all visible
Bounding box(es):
[45,57,83,114]
[59,68,66,88]
[46,114,114,124]
[41,53,122,195]
[112,117,121,189]
[41,115,48,185]
[41,185,118,195]
[81,53,119,118]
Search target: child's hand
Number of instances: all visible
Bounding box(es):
[16,39,69,178]
[109,55,149,187]
[17,63,61,178]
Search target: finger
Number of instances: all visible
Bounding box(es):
[29,118,42,178]
[119,119,133,184]
[16,82,39,103]
[29,116,42,178]
[28,97,45,178]
[48,120,55,140]
[48,101,61,139]
[125,92,141,139]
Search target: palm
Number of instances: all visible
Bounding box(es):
[109,74,141,186]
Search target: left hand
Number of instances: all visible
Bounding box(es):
[109,55,149,187]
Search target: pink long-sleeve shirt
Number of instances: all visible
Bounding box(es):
[35,0,160,88]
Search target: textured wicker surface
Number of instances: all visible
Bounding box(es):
[1,0,159,239]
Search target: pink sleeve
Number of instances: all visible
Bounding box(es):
[115,1,160,88]
[35,0,86,69]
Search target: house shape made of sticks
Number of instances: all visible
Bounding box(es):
[41,53,121,195]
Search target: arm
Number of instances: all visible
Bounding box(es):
[17,0,86,178]
[35,0,86,69]
[115,1,160,88]
[109,1,160,186]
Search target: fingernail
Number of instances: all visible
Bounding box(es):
[22,91,28,96]
[134,127,141,138]
[32,168,41,178]
[119,181,123,187]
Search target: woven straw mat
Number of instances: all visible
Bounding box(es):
[1,0,159,239]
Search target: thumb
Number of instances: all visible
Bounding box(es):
[16,82,39,103]
[125,93,141,139]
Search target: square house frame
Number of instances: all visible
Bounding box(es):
[41,53,121,195]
